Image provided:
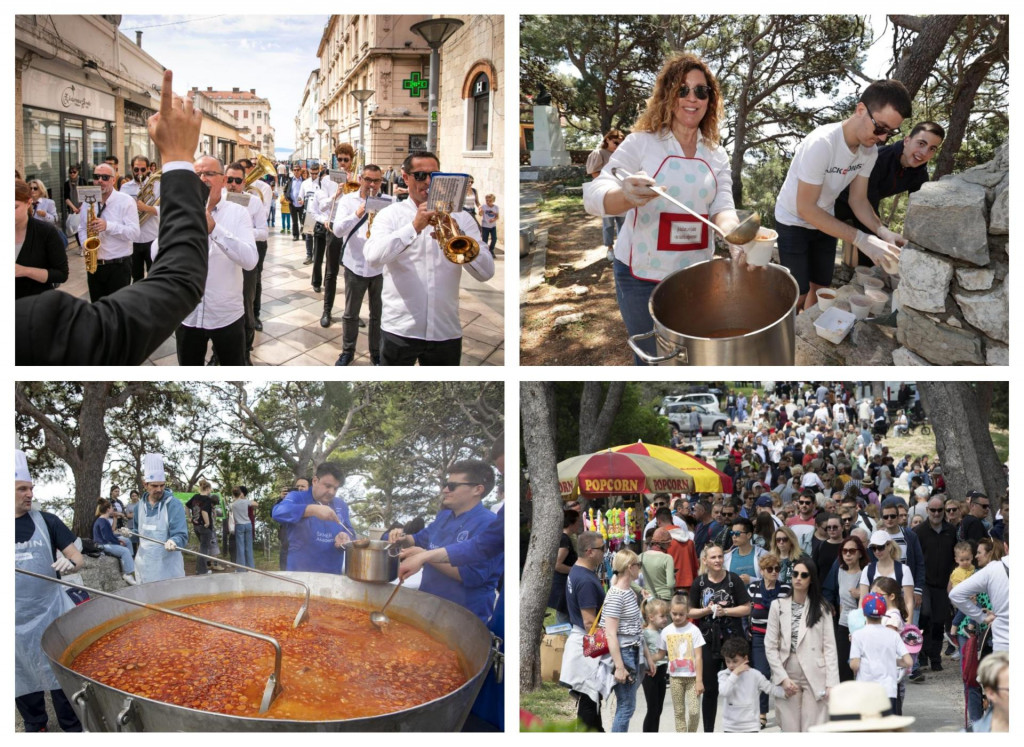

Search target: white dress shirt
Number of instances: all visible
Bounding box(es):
[77,189,140,259]
[120,178,160,243]
[364,198,494,341]
[236,189,268,242]
[32,198,58,224]
[152,191,257,330]
[331,191,389,278]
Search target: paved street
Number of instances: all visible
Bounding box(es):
[59,224,504,366]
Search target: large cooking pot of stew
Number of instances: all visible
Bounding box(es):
[40,572,498,731]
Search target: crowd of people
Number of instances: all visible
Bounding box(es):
[555,383,1008,732]
[15,69,499,366]
[15,439,506,731]
[583,52,945,364]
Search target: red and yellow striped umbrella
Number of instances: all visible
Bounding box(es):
[609,441,733,493]
[557,450,695,499]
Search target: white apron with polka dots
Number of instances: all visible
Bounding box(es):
[628,155,718,282]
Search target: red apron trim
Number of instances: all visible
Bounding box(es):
[656,212,709,252]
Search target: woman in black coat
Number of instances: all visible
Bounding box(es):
[15,179,68,299]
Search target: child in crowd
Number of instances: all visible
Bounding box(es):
[656,594,705,732]
[871,576,911,713]
[849,591,912,715]
[641,598,671,732]
[945,541,976,660]
[717,636,787,732]
[279,190,291,233]
[480,194,499,253]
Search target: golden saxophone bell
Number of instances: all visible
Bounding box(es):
[243,154,277,201]
[137,170,162,226]
[83,198,99,274]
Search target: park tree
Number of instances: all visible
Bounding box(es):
[579,382,626,454]
[916,382,1007,510]
[16,382,164,536]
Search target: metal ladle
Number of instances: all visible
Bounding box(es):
[370,578,403,630]
[611,167,761,245]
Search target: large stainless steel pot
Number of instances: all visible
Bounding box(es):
[628,258,799,365]
[345,539,399,583]
[40,573,498,731]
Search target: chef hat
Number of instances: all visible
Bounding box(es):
[143,453,165,483]
[15,450,31,483]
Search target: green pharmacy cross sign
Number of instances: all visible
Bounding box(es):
[403,72,429,98]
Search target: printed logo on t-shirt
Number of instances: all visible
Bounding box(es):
[664,631,697,676]
[824,164,865,176]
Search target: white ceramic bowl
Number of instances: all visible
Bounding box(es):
[816,288,838,310]
[849,293,872,320]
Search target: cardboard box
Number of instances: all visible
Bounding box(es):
[540,633,567,682]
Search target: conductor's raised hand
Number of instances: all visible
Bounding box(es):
[147,70,202,164]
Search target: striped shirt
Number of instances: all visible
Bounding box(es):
[600,586,644,642]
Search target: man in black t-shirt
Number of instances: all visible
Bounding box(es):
[958,491,991,543]
[185,479,217,574]
[688,544,752,732]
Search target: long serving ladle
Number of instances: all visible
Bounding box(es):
[125,529,311,628]
[611,167,762,245]
[369,578,404,630]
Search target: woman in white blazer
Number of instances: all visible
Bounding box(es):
[765,557,838,731]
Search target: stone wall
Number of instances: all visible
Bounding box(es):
[894,141,1008,365]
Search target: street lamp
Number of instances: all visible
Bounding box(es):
[350,89,374,171]
[410,17,464,154]
[324,118,337,167]
[317,127,326,163]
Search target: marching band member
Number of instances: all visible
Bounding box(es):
[318,143,355,328]
[225,161,268,364]
[364,151,493,366]
[240,159,271,331]
[301,162,330,291]
[153,155,257,365]
[330,163,390,365]
[76,162,140,302]
[120,155,160,283]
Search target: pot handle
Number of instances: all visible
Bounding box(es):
[627,331,687,365]
[72,683,109,732]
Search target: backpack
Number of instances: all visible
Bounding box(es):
[79,537,104,558]
[865,559,904,588]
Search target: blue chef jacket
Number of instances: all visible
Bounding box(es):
[271,489,354,574]
[412,502,502,623]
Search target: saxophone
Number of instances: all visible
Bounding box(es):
[137,170,161,226]
[83,197,99,274]
[364,186,379,238]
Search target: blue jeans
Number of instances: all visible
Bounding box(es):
[603,215,625,248]
[481,226,497,252]
[611,644,642,732]
[613,259,658,365]
[234,523,254,569]
[281,212,291,231]
[958,633,985,727]
[101,542,135,575]
[751,634,771,715]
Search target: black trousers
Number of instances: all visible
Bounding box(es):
[342,269,383,357]
[175,317,247,366]
[243,240,269,357]
[291,205,304,241]
[86,257,132,302]
[15,689,82,732]
[131,241,153,283]
[322,234,344,312]
[309,229,327,287]
[700,647,724,732]
[574,690,603,732]
[835,618,854,682]
[380,331,462,366]
[920,584,951,662]
[641,663,668,731]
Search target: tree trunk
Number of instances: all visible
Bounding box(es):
[889,15,964,97]
[73,384,115,536]
[579,382,626,454]
[520,382,564,693]
[917,382,1007,512]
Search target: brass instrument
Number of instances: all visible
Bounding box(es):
[83,196,99,274]
[430,202,480,264]
[137,170,161,226]
[243,154,277,202]
[364,188,381,238]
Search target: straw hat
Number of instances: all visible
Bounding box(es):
[809,681,915,732]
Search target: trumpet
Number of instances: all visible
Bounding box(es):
[83,196,99,274]
[430,202,480,264]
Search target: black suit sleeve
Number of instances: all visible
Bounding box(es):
[16,169,209,365]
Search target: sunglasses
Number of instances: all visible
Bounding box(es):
[729,530,748,537]
[976,503,990,509]
[866,107,901,139]
[93,174,113,181]
[870,545,887,552]
[762,566,780,573]
[721,513,735,520]
[842,517,854,523]
[443,481,480,492]
[29,186,40,191]
[928,508,944,514]
[775,536,789,543]
[793,571,811,580]
[946,507,960,513]
[678,84,712,100]
[225,176,245,185]
[882,513,897,520]
[826,525,842,531]
[841,548,859,555]
[408,171,432,182]
[133,166,148,173]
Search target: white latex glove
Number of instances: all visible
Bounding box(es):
[164,539,178,551]
[621,171,659,207]
[51,556,75,573]
[117,527,132,537]
[854,230,901,275]
[875,225,907,247]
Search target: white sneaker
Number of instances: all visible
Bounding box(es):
[606,248,614,262]
[123,573,139,586]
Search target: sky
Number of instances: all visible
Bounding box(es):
[122,15,328,155]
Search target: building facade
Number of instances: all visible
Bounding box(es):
[293,69,321,163]
[194,87,275,159]
[316,15,431,173]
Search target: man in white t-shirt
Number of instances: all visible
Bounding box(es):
[774,79,913,309]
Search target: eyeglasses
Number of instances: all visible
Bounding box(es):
[225,176,245,185]
[793,571,811,580]
[196,171,223,178]
[362,177,383,184]
[408,171,432,182]
[866,107,901,139]
[133,166,148,173]
[338,157,352,163]
[678,84,711,100]
[882,513,897,520]
[762,566,780,573]
[826,525,842,531]
[93,174,113,181]
[870,545,887,552]
[443,481,480,492]
[841,548,859,555]
[591,545,605,553]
